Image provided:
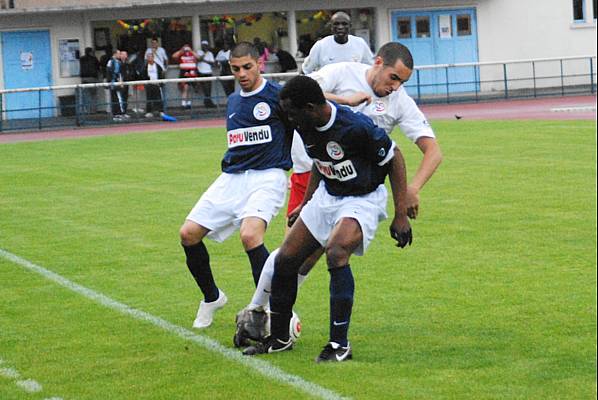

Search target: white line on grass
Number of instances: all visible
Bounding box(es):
[16,379,43,393]
[0,248,348,400]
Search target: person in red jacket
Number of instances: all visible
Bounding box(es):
[173,44,199,109]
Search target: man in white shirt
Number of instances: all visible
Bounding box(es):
[301,11,373,74]
[197,40,217,108]
[144,38,169,71]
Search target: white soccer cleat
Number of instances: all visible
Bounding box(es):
[192,290,228,329]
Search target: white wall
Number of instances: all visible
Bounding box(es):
[476,0,596,62]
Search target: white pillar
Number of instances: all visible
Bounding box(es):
[82,13,93,50]
[287,10,297,57]
[374,6,389,50]
[192,14,201,49]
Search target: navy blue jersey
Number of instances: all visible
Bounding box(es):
[222,80,292,173]
[300,102,395,196]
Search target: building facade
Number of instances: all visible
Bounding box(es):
[1,0,596,118]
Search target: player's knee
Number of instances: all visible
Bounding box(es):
[325,244,351,269]
[179,226,198,247]
[239,230,261,250]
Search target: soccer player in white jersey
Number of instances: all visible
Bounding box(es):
[239,42,442,316]
[301,11,373,74]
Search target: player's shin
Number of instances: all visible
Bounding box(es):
[269,259,298,341]
[246,243,269,286]
[182,241,219,302]
[329,265,354,347]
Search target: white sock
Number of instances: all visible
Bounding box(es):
[297,273,307,287]
[248,248,309,310]
[248,248,279,310]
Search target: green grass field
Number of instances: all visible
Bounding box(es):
[1,120,596,399]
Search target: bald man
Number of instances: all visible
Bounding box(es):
[301,11,373,74]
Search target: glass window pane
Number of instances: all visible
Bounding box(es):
[573,0,585,20]
[457,14,471,36]
[416,16,430,38]
[398,17,411,39]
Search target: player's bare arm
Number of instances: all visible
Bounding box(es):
[323,91,372,107]
[406,137,443,219]
[388,146,413,248]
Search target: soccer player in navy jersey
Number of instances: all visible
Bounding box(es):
[243,75,412,361]
[179,42,293,329]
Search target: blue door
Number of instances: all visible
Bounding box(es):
[391,9,479,96]
[1,30,54,119]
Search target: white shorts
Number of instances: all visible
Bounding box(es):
[186,168,287,242]
[300,182,388,256]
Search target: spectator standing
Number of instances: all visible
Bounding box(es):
[271,46,297,73]
[215,41,235,97]
[144,38,169,71]
[301,11,373,74]
[253,37,270,73]
[196,40,217,108]
[139,53,165,118]
[78,47,100,114]
[172,44,199,108]
[118,50,133,118]
[106,49,126,120]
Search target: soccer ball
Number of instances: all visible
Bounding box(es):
[264,310,301,342]
[289,311,302,342]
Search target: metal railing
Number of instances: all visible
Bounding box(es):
[1,55,596,132]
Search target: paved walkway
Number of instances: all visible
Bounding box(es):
[1,95,595,144]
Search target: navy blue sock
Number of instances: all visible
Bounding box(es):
[182,241,219,302]
[329,265,354,347]
[246,243,269,286]
[270,258,297,341]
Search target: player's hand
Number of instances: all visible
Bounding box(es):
[287,206,302,227]
[389,215,412,248]
[406,185,420,220]
[347,92,372,107]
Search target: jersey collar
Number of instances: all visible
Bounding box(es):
[240,78,267,97]
[316,101,337,132]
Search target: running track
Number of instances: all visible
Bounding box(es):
[1,95,595,144]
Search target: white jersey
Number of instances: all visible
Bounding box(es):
[145,47,168,70]
[309,62,435,141]
[301,35,373,74]
[290,131,313,173]
[197,50,214,74]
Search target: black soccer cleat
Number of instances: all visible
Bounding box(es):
[315,342,352,363]
[242,337,293,356]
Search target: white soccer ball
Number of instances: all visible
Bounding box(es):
[289,311,302,342]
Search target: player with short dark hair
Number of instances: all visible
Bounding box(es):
[242,75,412,361]
[179,42,292,330]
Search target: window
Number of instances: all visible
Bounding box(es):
[416,16,430,38]
[457,14,472,36]
[594,0,597,19]
[438,15,452,38]
[573,0,585,21]
[397,17,411,39]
